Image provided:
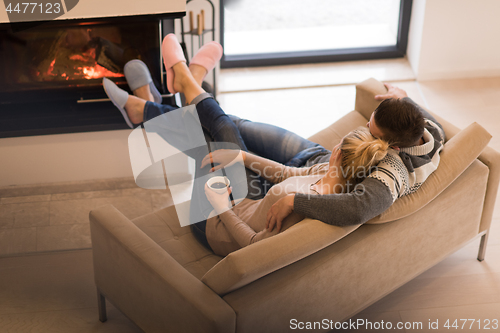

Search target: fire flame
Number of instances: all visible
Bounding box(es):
[43,47,123,81]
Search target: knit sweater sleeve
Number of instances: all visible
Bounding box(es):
[293,177,393,226]
[244,152,327,183]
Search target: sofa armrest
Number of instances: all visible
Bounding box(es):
[89,204,235,333]
[403,106,500,234]
[201,219,360,295]
[476,145,500,233]
[354,78,387,120]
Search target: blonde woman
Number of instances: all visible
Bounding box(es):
[203,128,389,256]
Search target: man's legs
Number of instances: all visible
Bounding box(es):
[126,60,264,206]
[229,115,330,167]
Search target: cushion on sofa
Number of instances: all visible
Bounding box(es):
[366,122,491,224]
[354,77,387,120]
[132,205,223,279]
[201,220,360,295]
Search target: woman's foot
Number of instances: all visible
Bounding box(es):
[171,61,204,104]
[189,64,208,87]
[162,34,187,94]
[189,41,223,86]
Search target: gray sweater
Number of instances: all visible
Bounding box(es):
[294,98,445,226]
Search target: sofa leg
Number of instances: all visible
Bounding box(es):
[477,232,489,262]
[97,290,107,322]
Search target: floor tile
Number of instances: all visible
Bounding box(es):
[50,189,124,201]
[417,79,487,111]
[0,306,141,333]
[49,199,94,225]
[0,228,37,255]
[1,195,51,205]
[0,250,95,314]
[361,272,500,313]
[91,194,152,221]
[11,202,50,228]
[36,224,91,252]
[219,58,415,92]
[336,311,405,332]
[0,204,14,229]
[218,84,356,140]
[0,250,140,332]
[415,243,500,280]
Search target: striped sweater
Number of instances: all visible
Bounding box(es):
[368,119,445,202]
[294,98,446,226]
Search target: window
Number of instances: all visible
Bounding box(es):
[220,0,412,68]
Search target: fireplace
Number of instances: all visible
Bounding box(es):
[0,10,184,138]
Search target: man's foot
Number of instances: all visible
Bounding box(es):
[133,85,155,102]
[102,77,145,128]
[123,59,162,103]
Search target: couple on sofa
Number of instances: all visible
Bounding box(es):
[103,34,445,256]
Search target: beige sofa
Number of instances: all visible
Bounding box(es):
[89,78,500,333]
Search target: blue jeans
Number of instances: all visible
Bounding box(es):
[144,104,329,167]
[228,115,330,167]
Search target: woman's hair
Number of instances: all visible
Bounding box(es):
[339,127,389,184]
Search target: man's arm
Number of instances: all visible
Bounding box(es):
[266,177,393,230]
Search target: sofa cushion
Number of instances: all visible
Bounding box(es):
[366,122,491,224]
[201,221,360,295]
[132,204,223,279]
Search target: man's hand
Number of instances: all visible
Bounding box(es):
[374,83,408,101]
[266,194,295,232]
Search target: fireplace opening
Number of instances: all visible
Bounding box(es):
[0,17,178,138]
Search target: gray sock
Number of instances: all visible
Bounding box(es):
[190,92,213,105]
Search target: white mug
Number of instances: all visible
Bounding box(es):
[206,176,231,194]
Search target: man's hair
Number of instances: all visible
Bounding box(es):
[373,98,425,147]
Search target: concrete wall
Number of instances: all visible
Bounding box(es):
[408,0,500,80]
[0,130,133,187]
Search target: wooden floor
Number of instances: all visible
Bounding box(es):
[0,59,499,332]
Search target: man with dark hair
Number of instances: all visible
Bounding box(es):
[371,98,426,148]
[256,83,446,231]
